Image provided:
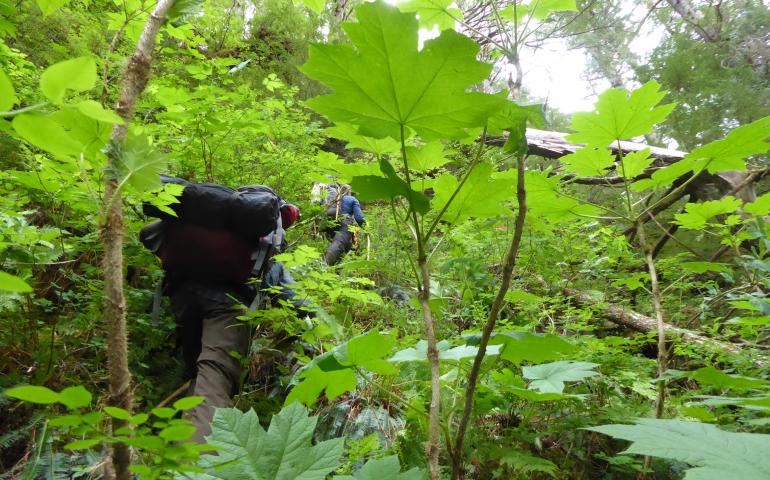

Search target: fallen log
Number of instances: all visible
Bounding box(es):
[515,128,688,163]
[563,286,769,367]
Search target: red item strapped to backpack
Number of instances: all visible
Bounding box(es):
[280,204,300,229]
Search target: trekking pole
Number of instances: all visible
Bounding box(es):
[366,233,371,261]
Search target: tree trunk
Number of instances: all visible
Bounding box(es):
[102,1,176,478]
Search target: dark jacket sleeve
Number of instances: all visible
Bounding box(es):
[262,261,314,315]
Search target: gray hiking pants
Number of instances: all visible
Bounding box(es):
[169,281,251,443]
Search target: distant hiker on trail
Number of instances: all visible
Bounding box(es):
[140,176,308,444]
[322,184,366,265]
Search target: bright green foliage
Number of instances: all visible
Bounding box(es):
[499,0,577,23]
[57,386,92,409]
[560,147,615,177]
[36,0,70,16]
[688,366,767,392]
[39,56,97,105]
[0,271,32,292]
[620,148,653,179]
[492,448,558,477]
[186,404,344,480]
[300,0,324,14]
[173,396,205,410]
[109,132,167,192]
[431,163,515,223]
[287,331,396,406]
[523,361,599,393]
[680,262,730,274]
[525,170,600,220]
[745,192,770,216]
[567,81,675,147]
[351,159,430,214]
[12,114,84,159]
[687,116,770,173]
[301,1,504,140]
[398,0,461,32]
[4,385,61,404]
[674,197,742,230]
[405,142,451,173]
[286,366,358,407]
[493,333,577,365]
[528,0,577,20]
[340,329,397,374]
[335,455,425,480]
[0,68,16,111]
[5,385,91,408]
[325,123,401,155]
[389,340,501,362]
[588,419,770,480]
[76,100,124,124]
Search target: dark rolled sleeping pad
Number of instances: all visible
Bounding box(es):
[143,175,281,244]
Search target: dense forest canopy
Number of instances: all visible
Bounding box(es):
[1,0,769,479]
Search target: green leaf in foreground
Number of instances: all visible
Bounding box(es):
[285,365,357,407]
[620,148,654,179]
[301,1,504,140]
[674,197,742,230]
[184,404,343,480]
[688,366,767,392]
[587,419,770,480]
[12,113,84,159]
[173,396,205,411]
[40,56,97,105]
[523,361,599,393]
[58,386,92,409]
[687,116,770,173]
[494,332,577,365]
[76,100,124,124]
[567,80,674,147]
[0,271,32,292]
[398,0,461,32]
[4,385,60,404]
[559,147,615,177]
[109,132,166,192]
[335,455,425,480]
[37,0,70,16]
[0,68,16,111]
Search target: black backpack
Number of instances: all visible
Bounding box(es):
[143,176,281,244]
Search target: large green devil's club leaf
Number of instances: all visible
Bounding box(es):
[588,419,770,480]
[566,80,675,147]
[182,404,343,480]
[301,1,505,141]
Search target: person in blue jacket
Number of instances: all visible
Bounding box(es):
[323,184,365,265]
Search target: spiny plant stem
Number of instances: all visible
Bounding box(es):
[102,0,176,478]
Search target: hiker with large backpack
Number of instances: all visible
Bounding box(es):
[140,176,306,443]
[322,184,366,265]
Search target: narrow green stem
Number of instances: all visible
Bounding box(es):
[424,127,488,241]
[0,102,48,118]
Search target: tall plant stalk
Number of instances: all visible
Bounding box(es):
[450,153,528,479]
[636,220,668,418]
[397,126,442,479]
[102,0,175,478]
